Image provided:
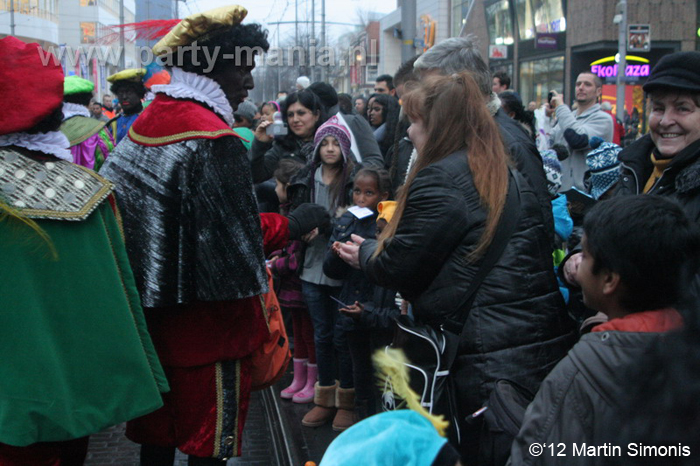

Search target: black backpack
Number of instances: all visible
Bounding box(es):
[478,379,535,466]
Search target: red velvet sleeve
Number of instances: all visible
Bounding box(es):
[260,213,290,256]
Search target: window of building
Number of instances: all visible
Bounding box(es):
[98,0,119,17]
[532,0,565,33]
[515,0,565,40]
[485,0,514,45]
[365,65,378,83]
[79,0,97,6]
[3,0,58,21]
[515,0,535,40]
[81,22,96,44]
[452,0,475,37]
[518,55,564,105]
[10,0,38,14]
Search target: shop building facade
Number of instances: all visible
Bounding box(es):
[379,0,697,116]
[458,0,696,114]
[0,0,59,48]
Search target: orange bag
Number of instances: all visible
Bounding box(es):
[251,268,292,391]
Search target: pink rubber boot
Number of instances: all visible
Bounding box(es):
[293,363,317,403]
[281,358,308,400]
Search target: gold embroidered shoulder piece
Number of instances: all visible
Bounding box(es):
[0,149,113,221]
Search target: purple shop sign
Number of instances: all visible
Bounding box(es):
[536,33,558,49]
[590,64,651,79]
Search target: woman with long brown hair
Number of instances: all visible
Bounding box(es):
[337,72,575,459]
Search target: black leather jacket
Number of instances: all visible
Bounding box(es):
[495,109,555,246]
[358,151,575,430]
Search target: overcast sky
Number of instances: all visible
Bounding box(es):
[181,0,396,46]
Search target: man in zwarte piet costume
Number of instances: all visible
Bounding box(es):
[61,75,114,170]
[0,36,168,465]
[107,67,146,145]
[100,6,280,465]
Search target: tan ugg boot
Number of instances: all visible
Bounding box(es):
[332,387,355,431]
[301,381,338,427]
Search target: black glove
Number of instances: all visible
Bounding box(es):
[563,128,589,150]
[288,203,331,240]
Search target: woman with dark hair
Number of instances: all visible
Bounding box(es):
[366,93,400,159]
[251,89,327,183]
[337,72,574,458]
[499,91,536,140]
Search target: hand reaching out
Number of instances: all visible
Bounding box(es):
[340,301,364,319]
[337,234,365,269]
[301,227,319,243]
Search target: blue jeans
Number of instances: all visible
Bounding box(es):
[301,281,354,388]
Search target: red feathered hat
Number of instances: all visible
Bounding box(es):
[0,37,64,136]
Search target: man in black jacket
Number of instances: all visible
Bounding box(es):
[413,36,555,246]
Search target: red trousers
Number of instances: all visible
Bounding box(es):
[0,437,89,466]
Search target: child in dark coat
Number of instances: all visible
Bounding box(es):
[324,168,400,421]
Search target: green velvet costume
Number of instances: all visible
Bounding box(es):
[0,148,168,446]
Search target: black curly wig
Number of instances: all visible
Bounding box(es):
[25,105,64,135]
[176,23,270,75]
[64,92,93,108]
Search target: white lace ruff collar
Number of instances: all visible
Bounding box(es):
[62,102,91,120]
[151,68,234,126]
[0,131,72,162]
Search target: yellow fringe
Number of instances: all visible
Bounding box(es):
[0,199,58,260]
[372,348,450,436]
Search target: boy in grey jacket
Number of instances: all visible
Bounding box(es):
[508,195,700,466]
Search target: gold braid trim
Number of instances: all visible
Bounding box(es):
[128,126,236,146]
[112,198,126,240]
[213,362,224,458]
[233,360,241,455]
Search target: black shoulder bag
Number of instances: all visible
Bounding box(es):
[382,169,522,447]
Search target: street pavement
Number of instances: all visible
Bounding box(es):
[84,370,339,465]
